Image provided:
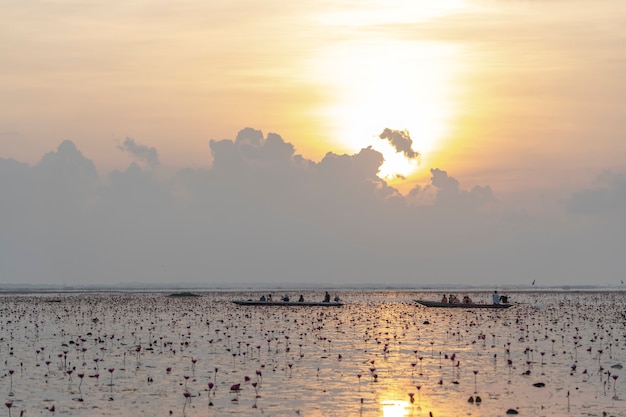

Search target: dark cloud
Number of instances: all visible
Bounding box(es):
[119,137,160,167]
[378,128,420,159]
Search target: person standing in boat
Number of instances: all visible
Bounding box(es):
[298,294,305,302]
[323,291,331,302]
[441,294,448,303]
[492,291,500,304]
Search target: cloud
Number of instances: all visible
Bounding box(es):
[0,128,623,288]
[407,168,494,210]
[33,140,99,207]
[566,170,626,215]
[119,137,160,167]
[378,128,420,160]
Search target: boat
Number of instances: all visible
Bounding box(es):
[232,300,344,307]
[415,299,513,309]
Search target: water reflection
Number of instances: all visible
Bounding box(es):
[0,291,624,416]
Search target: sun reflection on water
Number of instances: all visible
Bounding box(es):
[380,392,443,417]
[381,399,411,417]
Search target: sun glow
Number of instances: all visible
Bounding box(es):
[315,40,460,181]
[310,1,467,183]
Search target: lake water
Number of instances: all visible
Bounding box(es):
[1,290,624,416]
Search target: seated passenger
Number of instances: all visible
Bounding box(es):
[492,291,500,304]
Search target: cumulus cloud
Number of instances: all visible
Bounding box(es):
[378,128,420,159]
[407,168,494,209]
[566,169,626,215]
[119,137,160,167]
[0,128,623,288]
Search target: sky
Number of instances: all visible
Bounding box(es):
[1,0,625,288]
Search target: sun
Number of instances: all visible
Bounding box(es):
[309,2,465,182]
[314,40,459,180]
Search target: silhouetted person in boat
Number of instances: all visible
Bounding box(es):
[282,294,289,302]
[259,295,266,302]
[298,294,304,302]
[267,294,273,301]
[441,294,448,303]
[323,291,331,302]
[334,295,341,302]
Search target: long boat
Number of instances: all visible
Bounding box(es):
[232,300,343,307]
[415,299,513,309]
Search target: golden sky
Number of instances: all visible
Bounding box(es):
[1,0,625,196]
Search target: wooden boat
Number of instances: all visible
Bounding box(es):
[232,300,343,307]
[415,299,513,309]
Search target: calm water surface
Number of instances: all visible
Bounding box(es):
[1,290,625,416]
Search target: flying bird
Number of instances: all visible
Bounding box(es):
[532,280,535,286]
